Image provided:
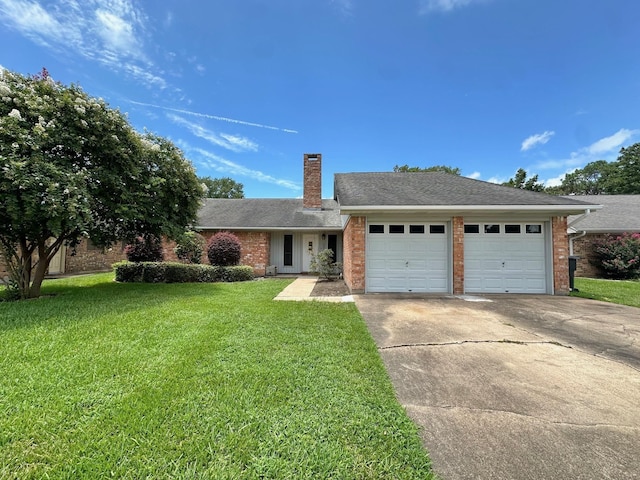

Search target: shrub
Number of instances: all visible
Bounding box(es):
[174,231,205,264]
[309,248,343,280]
[591,233,640,279]
[124,235,164,262]
[113,261,145,282]
[113,262,254,283]
[207,232,241,266]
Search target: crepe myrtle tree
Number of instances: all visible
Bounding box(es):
[0,68,203,299]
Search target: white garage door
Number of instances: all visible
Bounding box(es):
[464,223,548,294]
[366,222,449,293]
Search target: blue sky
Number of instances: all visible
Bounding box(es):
[1,0,639,198]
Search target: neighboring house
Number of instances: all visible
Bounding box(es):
[197,153,601,295]
[566,195,640,277]
[0,238,126,280]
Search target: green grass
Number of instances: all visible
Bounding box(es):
[572,277,640,308]
[0,273,435,479]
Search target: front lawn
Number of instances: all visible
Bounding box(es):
[572,277,640,308]
[0,273,435,479]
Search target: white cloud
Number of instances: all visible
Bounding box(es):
[130,100,298,133]
[95,9,139,57]
[586,128,638,155]
[521,130,555,151]
[419,0,486,14]
[330,0,354,17]
[486,175,507,184]
[467,171,481,180]
[168,114,258,153]
[184,145,300,192]
[0,0,164,88]
[530,128,640,181]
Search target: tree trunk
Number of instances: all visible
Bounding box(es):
[27,240,56,298]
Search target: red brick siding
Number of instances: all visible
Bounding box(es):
[343,216,366,293]
[200,231,271,276]
[571,233,615,278]
[0,259,8,280]
[65,239,127,274]
[452,217,464,294]
[303,153,322,210]
[552,216,570,295]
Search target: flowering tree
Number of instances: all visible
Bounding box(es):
[591,233,640,279]
[0,68,203,298]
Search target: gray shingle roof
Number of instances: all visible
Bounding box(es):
[334,172,599,208]
[196,198,342,230]
[566,195,640,232]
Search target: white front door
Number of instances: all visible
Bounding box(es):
[302,234,318,272]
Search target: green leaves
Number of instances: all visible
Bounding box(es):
[0,68,202,298]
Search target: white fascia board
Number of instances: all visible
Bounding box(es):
[194,226,341,231]
[339,204,603,215]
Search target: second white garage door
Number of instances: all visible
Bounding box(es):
[366,222,449,293]
[464,222,548,294]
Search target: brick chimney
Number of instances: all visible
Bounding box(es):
[303,153,322,210]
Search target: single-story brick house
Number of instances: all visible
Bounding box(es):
[197,153,601,295]
[566,195,640,277]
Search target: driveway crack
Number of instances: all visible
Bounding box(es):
[379,339,572,350]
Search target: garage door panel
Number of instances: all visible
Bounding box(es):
[464,223,547,294]
[366,223,449,293]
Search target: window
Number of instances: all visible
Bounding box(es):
[283,235,293,266]
[484,224,500,234]
[369,224,384,234]
[430,225,445,234]
[389,225,405,234]
[464,224,480,234]
[409,225,425,234]
[526,224,542,234]
[505,225,521,234]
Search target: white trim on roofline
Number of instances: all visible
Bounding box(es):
[338,204,603,215]
[194,226,342,231]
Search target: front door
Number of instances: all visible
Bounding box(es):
[302,234,318,272]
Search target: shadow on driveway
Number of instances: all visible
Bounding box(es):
[355,294,640,480]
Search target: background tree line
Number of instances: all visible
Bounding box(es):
[394,142,640,195]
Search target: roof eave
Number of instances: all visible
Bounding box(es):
[194,225,342,231]
[338,204,603,215]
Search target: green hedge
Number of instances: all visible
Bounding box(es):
[113,262,254,283]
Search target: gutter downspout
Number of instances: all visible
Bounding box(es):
[569,230,587,256]
[567,209,592,256]
[567,208,591,229]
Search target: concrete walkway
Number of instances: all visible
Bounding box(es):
[273,276,354,303]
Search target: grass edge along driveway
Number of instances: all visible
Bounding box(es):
[572,277,640,308]
[0,273,435,479]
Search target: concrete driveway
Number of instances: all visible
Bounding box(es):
[355,294,640,480]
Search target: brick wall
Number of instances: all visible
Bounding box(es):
[0,258,8,281]
[303,153,322,210]
[200,231,271,276]
[343,216,365,293]
[552,216,570,295]
[452,216,464,294]
[571,233,608,278]
[65,239,127,274]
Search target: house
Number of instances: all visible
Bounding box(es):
[566,195,640,277]
[197,153,601,295]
